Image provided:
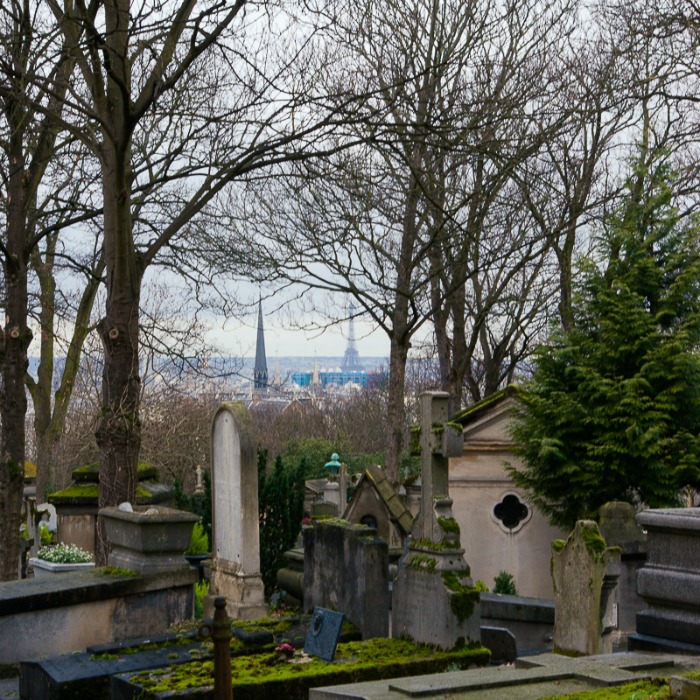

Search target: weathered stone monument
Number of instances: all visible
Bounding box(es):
[303,519,389,638]
[597,501,647,645]
[551,520,620,656]
[392,391,480,648]
[205,402,266,619]
[630,508,700,653]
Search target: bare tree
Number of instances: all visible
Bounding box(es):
[0,0,86,579]
[40,0,367,560]
[238,0,581,479]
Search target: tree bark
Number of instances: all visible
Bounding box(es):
[1,131,32,581]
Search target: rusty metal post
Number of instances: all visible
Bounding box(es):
[200,596,233,700]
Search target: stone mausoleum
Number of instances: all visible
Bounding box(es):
[449,386,565,598]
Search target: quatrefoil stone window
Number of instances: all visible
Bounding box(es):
[493,493,530,532]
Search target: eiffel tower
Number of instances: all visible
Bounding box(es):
[341,303,363,372]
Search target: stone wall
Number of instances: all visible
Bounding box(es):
[0,568,196,664]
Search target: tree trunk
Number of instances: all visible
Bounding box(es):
[385,330,410,486]
[94,180,141,561]
[30,246,102,499]
[32,240,57,499]
[0,137,32,581]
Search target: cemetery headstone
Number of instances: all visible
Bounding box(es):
[551,520,621,656]
[304,607,345,662]
[205,402,266,619]
[303,518,389,638]
[392,391,481,649]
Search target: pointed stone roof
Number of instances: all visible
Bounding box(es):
[353,464,414,536]
[253,299,268,390]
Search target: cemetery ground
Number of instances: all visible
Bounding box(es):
[8,398,700,699]
[5,623,700,700]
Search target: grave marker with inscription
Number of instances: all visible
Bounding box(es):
[205,402,266,620]
[304,607,345,662]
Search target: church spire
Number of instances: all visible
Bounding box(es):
[253,298,268,393]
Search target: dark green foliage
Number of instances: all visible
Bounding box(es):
[172,469,212,550]
[510,153,700,529]
[493,571,517,596]
[258,452,306,595]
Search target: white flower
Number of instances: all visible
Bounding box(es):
[37,543,93,564]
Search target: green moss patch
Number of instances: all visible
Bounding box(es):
[122,637,490,700]
[540,675,669,699]
[441,571,480,623]
[437,517,460,534]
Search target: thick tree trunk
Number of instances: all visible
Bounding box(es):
[33,245,57,500]
[95,181,141,562]
[385,331,410,487]
[1,141,32,581]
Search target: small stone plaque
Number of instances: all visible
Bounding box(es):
[304,607,344,661]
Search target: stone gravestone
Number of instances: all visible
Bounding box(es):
[304,607,345,662]
[392,391,480,649]
[551,520,621,656]
[303,518,389,638]
[597,501,647,645]
[205,402,266,619]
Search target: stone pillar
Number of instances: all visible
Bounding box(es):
[551,520,620,656]
[392,392,480,649]
[205,402,266,620]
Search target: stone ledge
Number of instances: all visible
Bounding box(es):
[480,593,554,624]
[0,567,196,616]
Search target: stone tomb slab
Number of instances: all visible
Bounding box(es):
[309,652,680,700]
[19,635,205,700]
[304,607,345,662]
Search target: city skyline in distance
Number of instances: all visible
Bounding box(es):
[206,311,391,360]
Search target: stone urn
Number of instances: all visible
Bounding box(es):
[99,505,199,575]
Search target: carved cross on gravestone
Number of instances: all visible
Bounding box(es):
[413,391,464,543]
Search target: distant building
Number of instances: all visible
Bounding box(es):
[251,299,386,396]
[290,369,385,389]
[340,304,363,372]
[253,299,268,393]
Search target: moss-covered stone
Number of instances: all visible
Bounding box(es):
[441,571,480,623]
[71,461,158,483]
[406,554,438,573]
[437,517,461,535]
[49,482,153,504]
[124,637,491,700]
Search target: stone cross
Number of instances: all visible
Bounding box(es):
[392,391,479,649]
[205,402,266,620]
[413,391,464,543]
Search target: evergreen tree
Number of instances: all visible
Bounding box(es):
[509,153,700,529]
[258,452,306,595]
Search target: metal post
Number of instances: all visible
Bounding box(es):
[201,596,233,700]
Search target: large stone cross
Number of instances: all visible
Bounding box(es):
[412,391,464,543]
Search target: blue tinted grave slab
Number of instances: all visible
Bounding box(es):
[304,607,345,662]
